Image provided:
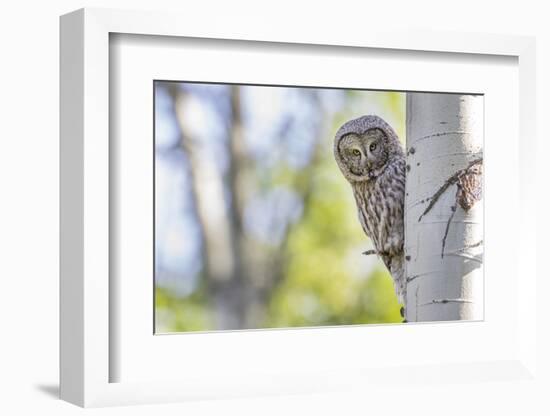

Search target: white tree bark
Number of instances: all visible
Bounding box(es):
[405,93,483,322]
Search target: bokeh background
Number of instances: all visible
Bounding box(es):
[154,81,405,333]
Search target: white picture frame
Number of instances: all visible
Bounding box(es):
[60,8,537,408]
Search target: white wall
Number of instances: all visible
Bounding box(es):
[1,1,548,414]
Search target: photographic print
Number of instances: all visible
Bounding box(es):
[154,81,483,333]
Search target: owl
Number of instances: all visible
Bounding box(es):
[333,115,407,311]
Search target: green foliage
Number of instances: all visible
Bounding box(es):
[155,88,405,333]
[265,134,402,328]
[155,285,212,333]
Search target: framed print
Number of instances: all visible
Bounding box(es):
[60,8,537,408]
[151,82,482,334]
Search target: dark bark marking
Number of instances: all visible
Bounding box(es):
[418,158,483,222]
[441,203,457,258]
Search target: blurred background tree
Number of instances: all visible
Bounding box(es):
[154,81,405,332]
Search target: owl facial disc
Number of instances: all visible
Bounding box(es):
[334,115,403,183]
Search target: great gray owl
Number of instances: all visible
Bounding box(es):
[333,115,407,310]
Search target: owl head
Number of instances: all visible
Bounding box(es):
[334,115,403,182]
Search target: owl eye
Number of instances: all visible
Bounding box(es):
[352,149,361,156]
[369,143,377,152]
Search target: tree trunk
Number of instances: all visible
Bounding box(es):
[405,93,483,322]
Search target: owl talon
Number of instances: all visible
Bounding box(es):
[362,249,390,257]
[402,319,407,323]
